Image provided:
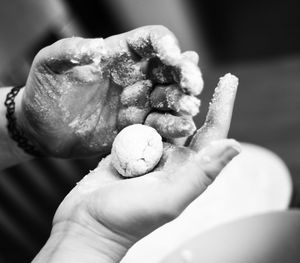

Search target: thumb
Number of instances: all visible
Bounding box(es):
[34,37,106,73]
[195,139,241,187]
[168,139,241,210]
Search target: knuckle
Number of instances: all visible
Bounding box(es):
[56,37,86,56]
[118,106,149,129]
[148,25,177,43]
[153,25,172,34]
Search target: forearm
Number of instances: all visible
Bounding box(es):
[0,87,33,170]
[32,221,132,263]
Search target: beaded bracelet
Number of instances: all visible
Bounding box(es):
[5,85,43,157]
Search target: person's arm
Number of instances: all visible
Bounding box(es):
[0,87,35,170]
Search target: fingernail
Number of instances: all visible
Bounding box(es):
[227,139,242,153]
[210,139,242,153]
[197,139,241,163]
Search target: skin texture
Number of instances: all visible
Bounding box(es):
[19,25,203,158]
[33,72,240,263]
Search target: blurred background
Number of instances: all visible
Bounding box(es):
[0,0,300,262]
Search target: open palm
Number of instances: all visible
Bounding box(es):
[52,74,239,245]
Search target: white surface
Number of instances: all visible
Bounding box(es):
[121,143,292,263]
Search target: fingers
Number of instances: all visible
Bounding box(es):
[147,55,203,96]
[189,73,239,152]
[117,79,200,137]
[165,139,241,210]
[126,25,181,65]
[145,113,196,138]
[34,37,106,73]
[126,25,203,95]
[118,78,200,138]
[147,57,179,84]
[195,139,241,186]
[118,107,151,130]
[178,57,203,95]
[118,80,153,129]
[150,84,200,116]
[181,51,199,64]
[120,80,152,107]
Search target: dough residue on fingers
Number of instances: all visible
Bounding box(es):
[111,124,163,177]
[178,57,203,95]
[120,80,153,107]
[150,84,200,116]
[147,54,203,96]
[189,73,239,151]
[145,113,196,139]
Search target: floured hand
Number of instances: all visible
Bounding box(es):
[19,26,203,158]
[48,74,240,255]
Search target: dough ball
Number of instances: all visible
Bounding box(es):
[111,124,163,177]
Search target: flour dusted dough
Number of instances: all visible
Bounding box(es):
[111,124,163,177]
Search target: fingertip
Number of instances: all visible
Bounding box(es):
[221,138,242,154]
[181,51,199,65]
[219,142,241,164]
[145,113,196,139]
[197,139,241,165]
[189,139,241,186]
[150,26,181,64]
[179,59,204,95]
[155,34,181,65]
[178,94,201,116]
[126,25,181,63]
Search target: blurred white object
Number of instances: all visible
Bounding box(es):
[161,210,300,263]
[121,143,292,263]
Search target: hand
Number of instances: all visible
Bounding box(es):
[19,26,203,158]
[35,74,239,263]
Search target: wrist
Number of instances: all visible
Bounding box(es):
[33,218,133,263]
[14,86,47,157]
[0,87,33,168]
